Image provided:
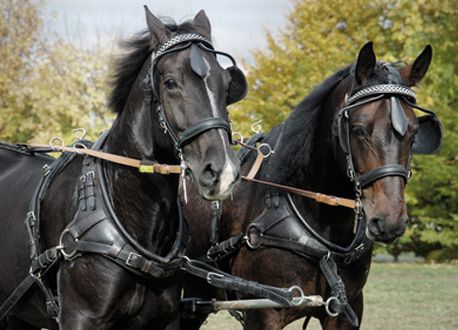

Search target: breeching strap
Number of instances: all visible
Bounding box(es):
[17,143,182,175]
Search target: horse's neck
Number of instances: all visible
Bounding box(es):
[103,120,180,254]
[264,101,356,245]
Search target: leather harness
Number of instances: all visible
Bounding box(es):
[59,135,188,279]
[0,139,297,324]
[205,193,368,327]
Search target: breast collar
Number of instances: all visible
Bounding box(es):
[245,194,371,266]
[59,133,187,279]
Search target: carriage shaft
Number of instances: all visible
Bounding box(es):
[207,295,324,311]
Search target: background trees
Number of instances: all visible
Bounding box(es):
[1,0,456,260]
[0,0,114,143]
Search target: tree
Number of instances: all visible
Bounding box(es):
[0,0,45,141]
[0,0,115,143]
[232,0,458,259]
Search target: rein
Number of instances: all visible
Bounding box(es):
[17,142,182,174]
[20,140,359,210]
[238,142,358,210]
[242,176,357,210]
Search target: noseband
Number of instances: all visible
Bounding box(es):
[335,83,440,200]
[143,33,246,155]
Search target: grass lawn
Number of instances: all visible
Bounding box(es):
[200,262,458,330]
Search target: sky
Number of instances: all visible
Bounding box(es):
[45,0,293,65]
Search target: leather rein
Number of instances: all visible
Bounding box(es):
[18,142,183,175]
[18,140,359,211]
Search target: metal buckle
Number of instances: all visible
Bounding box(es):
[126,252,142,268]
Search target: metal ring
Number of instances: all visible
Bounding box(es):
[245,225,262,250]
[73,142,88,155]
[325,296,340,317]
[49,137,65,151]
[73,128,87,140]
[288,285,306,306]
[257,143,273,158]
[58,229,78,260]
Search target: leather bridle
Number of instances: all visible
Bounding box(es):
[335,84,420,204]
[143,33,243,156]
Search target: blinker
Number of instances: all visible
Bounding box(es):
[390,96,408,136]
[190,44,209,79]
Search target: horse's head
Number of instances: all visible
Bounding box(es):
[139,7,245,200]
[334,42,442,244]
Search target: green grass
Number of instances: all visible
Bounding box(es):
[201,262,458,330]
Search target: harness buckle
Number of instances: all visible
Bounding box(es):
[126,252,142,269]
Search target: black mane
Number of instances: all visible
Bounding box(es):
[109,31,151,114]
[108,19,205,114]
[265,64,354,186]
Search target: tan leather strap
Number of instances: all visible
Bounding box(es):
[242,176,356,209]
[19,144,182,175]
[238,142,264,179]
[238,142,356,209]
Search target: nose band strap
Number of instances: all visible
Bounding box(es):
[177,118,232,149]
[358,165,408,189]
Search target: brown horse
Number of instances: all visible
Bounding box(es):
[180,42,442,329]
[0,7,246,330]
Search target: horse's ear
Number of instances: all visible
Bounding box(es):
[355,42,376,86]
[144,5,168,45]
[193,10,211,39]
[399,45,432,87]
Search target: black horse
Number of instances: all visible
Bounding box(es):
[181,42,442,329]
[0,7,246,330]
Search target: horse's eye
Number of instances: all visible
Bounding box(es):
[352,126,367,139]
[164,78,178,90]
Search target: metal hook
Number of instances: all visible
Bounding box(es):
[73,128,87,140]
[232,131,244,144]
[251,120,262,134]
[180,151,188,204]
[49,137,65,151]
[257,143,274,159]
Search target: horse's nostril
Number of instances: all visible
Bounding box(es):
[368,216,385,237]
[200,163,219,186]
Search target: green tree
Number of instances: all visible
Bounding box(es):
[232,0,458,259]
[0,0,114,143]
